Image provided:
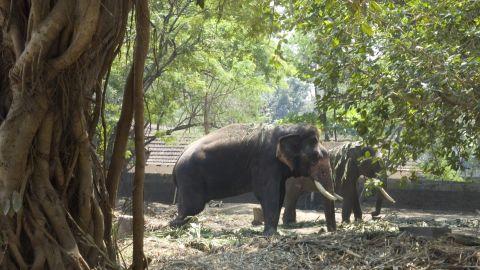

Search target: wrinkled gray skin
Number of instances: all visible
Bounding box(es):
[283,143,386,224]
[170,124,337,235]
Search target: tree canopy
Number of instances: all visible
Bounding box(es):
[123,0,480,178]
[275,0,480,177]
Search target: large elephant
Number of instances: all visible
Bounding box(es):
[282,142,395,224]
[169,124,342,235]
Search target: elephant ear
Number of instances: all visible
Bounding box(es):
[347,142,363,159]
[347,143,366,166]
[276,134,301,171]
[338,144,360,183]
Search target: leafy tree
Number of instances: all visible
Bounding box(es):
[266,77,314,121]
[282,0,480,176]
[141,2,290,135]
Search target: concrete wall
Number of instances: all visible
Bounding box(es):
[119,173,480,212]
[119,173,176,204]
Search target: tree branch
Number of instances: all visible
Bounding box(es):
[10,0,73,85]
[48,0,101,73]
[132,0,150,268]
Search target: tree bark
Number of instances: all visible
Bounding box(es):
[131,0,150,269]
[319,110,330,141]
[203,93,210,134]
[314,85,329,141]
[0,1,136,269]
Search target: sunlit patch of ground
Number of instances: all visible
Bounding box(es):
[117,202,480,269]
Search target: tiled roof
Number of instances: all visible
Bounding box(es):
[322,141,350,150]
[142,138,346,171]
[141,135,420,176]
[145,135,196,167]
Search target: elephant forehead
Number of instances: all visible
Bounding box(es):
[311,158,331,170]
[317,144,329,157]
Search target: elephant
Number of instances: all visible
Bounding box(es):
[169,123,342,235]
[282,142,395,224]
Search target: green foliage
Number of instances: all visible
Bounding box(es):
[363,178,383,197]
[100,0,480,180]
[96,0,291,167]
[104,0,290,139]
[280,0,480,177]
[421,161,466,182]
[277,112,318,126]
[149,219,259,250]
[124,150,132,159]
[267,77,314,122]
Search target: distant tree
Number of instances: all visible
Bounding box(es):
[143,6,291,135]
[267,77,313,121]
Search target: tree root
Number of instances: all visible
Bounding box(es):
[0,1,135,269]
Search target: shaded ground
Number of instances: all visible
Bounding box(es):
[117,201,480,269]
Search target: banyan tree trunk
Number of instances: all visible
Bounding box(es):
[0,1,146,269]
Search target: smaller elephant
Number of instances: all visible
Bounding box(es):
[282,142,395,224]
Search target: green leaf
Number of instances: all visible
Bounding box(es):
[370,1,383,13]
[125,150,132,159]
[1,199,10,216]
[323,20,333,27]
[11,191,22,213]
[332,37,340,48]
[361,23,374,36]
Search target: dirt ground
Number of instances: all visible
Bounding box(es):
[116,201,480,269]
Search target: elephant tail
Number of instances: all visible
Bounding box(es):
[172,166,178,205]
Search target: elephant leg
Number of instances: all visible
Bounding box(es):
[169,185,206,227]
[323,195,336,231]
[372,178,389,217]
[352,186,363,221]
[256,176,285,236]
[371,189,383,217]
[342,202,353,223]
[341,182,356,223]
[282,178,303,225]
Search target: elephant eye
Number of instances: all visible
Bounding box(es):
[308,137,318,145]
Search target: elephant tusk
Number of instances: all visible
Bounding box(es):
[379,187,396,203]
[313,180,337,201]
[333,193,343,201]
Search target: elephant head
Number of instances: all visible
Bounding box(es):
[353,145,383,178]
[275,127,340,231]
[349,144,395,204]
[276,130,340,202]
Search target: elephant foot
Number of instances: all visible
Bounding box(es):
[262,227,279,237]
[169,216,190,228]
[370,210,381,217]
[326,223,336,232]
[251,220,263,226]
[282,217,296,226]
[252,207,264,226]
